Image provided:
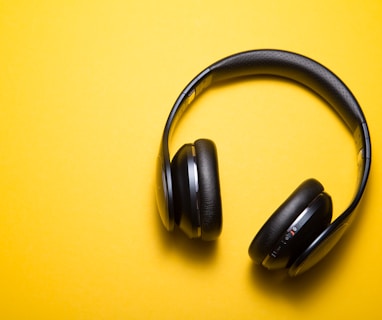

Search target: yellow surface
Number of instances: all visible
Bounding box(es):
[1,1,381,319]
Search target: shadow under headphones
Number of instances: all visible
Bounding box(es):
[156,49,371,276]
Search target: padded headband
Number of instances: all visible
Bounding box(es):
[157,50,371,248]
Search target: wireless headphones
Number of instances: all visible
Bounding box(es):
[156,49,371,276]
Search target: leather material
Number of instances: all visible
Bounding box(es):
[194,139,222,241]
[210,50,364,131]
[248,179,326,264]
[171,144,200,238]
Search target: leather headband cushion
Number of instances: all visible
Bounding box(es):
[248,179,324,264]
[194,139,222,241]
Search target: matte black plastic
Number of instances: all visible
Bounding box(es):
[261,193,332,270]
[171,144,200,238]
[288,220,348,276]
[248,179,324,264]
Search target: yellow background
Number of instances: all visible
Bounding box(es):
[1,1,381,319]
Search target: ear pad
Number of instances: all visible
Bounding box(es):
[248,179,332,270]
[171,139,222,240]
[194,139,222,241]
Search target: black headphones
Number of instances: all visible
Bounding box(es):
[156,49,371,276]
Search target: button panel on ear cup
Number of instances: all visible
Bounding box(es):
[248,179,326,265]
[262,193,332,270]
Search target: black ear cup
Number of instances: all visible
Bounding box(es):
[171,139,222,240]
[194,139,222,240]
[248,179,332,270]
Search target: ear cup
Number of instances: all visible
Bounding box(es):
[248,179,332,269]
[171,143,200,238]
[194,139,222,241]
[171,139,222,240]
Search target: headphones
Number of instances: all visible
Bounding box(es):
[156,49,371,276]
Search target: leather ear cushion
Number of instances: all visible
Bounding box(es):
[171,143,199,238]
[248,179,324,264]
[194,139,222,241]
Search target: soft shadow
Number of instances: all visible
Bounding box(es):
[151,189,219,265]
[246,175,374,301]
